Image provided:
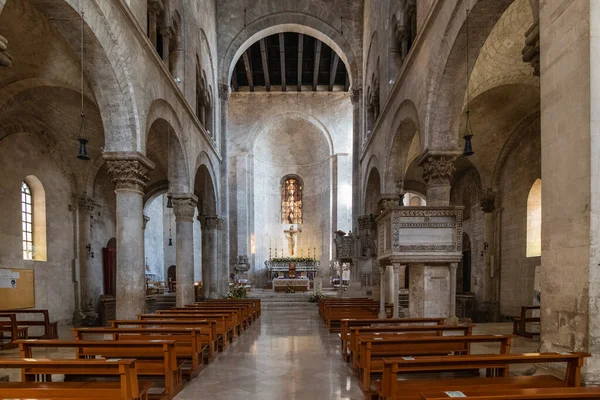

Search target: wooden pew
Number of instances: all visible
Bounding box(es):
[0,309,58,339]
[318,297,369,316]
[162,307,245,334]
[0,358,151,400]
[110,319,218,359]
[140,313,234,344]
[340,318,446,360]
[420,387,600,399]
[349,324,474,368]
[182,303,254,327]
[359,334,512,393]
[18,339,182,400]
[513,305,541,338]
[377,352,589,400]
[194,299,262,318]
[0,313,28,350]
[74,327,208,379]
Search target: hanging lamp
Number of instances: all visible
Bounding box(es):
[463,8,474,157]
[77,10,89,160]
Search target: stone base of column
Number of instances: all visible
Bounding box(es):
[445,315,459,325]
[378,310,387,319]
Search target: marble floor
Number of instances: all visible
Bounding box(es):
[0,307,541,400]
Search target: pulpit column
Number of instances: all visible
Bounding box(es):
[201,216,221,299]
[172,194,197,307]
[392,263,401,318]
[378,262,386,318]
[419,153,457,207]
[105,153,154,320]
[447,262,459,324]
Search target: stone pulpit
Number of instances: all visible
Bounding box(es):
[376,206,463,321]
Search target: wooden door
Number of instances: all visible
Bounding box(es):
[102,247,117,296]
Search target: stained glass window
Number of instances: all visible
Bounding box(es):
[281,177,303,224]
[22,182,34,260]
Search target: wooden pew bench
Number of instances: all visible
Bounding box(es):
[318,298,369,316]
[195,299,262,319]
[162,307,245,334]
[340,318,447,360]
[0,358,151,400]
[376,352,589,400]
[0,313,28,350]
[111,319,218,359]
[74,327,208,379]
[513,306,541,338]
[420,386,600,399]
[358,334,512,393]
[18,339,182,400]
[140,313,234,345]
[325,306,394,332]
[0,309,58,339]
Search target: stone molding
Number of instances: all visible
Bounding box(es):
[420,155,456,185]
[103,152,154,193]
[522,21,540,77]
[78,197,95,213]
[377,194,399,214]
[172,195,198,222]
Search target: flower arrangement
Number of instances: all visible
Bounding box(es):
[308,292,326,303]
[225,286,248,299]
[284,285,295,294]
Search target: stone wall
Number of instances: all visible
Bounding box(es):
[498,120,541,317]
[0,133,75,323]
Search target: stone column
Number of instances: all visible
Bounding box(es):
[219,84,231,296]
[147,2,161,49]
[161,27,172,68]
[419,153,457,206]
[377,262,386,318]
[105,153,154,320]
[172,194,198,307]
[480,190,498,320]
[447,262,459,324]
[78,198,95,308]
[392,263,401,318]
[201,216,221,299]
[351,88,362,231]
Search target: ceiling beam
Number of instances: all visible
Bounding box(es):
[312,40,322,91]
[279,33,286,92]
[259,39,270,92]
[297,33,304,92]
[242,51,254,92]
[329,53,339,91]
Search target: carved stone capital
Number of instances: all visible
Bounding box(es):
[480,189,497,213]
[147,0,164,15]
[142,215,150,230]
[350,88,362,105]
[0,35,12,68]
[200,215,222,230]
[106,160,150,192]
[377,194,399,214]
[78,197,95,213]
[522,21,540,77]
[172,195,198,222]
[392,264,401,274]
[219,84,230,101]
[421,155,456,186]
[160,27,173,39]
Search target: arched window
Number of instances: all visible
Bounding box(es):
[527,179,542,257]
[21,176,47,261]
[21,182,33,260]
[281,176,303,224]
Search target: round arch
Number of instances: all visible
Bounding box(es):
[221,17,359,87]
[363,155,382,215]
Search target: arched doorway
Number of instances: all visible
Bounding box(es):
[458,233,472,293]
[102,238,117,296]
[167,265,176,292]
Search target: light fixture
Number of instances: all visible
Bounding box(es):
[166,195,173,208]
[77,10,89,161]
[168,229,173,246]
[463,8,474,157]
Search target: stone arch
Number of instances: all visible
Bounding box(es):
[363,155,382,215]
[24,0,141,152]
[383,99,420,193]
[248,111,334,157]
[194,164,218,216]
[424,0,514,148]
[193,151,219,215]
[221,17,359,88]
[145,99,190,193]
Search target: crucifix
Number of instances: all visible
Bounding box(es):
[284,224,301,256]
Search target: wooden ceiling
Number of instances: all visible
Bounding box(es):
[231,32,349,92]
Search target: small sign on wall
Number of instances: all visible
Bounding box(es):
[0,268,35,309]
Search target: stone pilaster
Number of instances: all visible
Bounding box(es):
[522,0,540,76]
[480,190,499,319]
[377,261,387,318]
[78,198,96,311]
[418,153,458,206]
[219,83,231,297]
[161,27,172,68]
[447,262,459,324]
[172,194,198,307]
[104,153,154,320]
[351,88,362,231]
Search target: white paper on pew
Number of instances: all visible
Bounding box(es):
[106,358,121,362]
[445,391,467,397]
[374,338,384,340]
[402,356,415,360]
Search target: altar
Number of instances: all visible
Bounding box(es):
[272,278,310,292]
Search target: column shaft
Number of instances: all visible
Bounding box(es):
[378,263,387,318]
[78,199,95,307]
[351,89,361,231]
[219,85,231,296]
[173,195,197,307]
[392,264,401,318]
[447,263,459,324]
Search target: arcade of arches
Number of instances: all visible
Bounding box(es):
[2,0,600,390]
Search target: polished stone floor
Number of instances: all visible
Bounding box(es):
[0,307,540,400]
